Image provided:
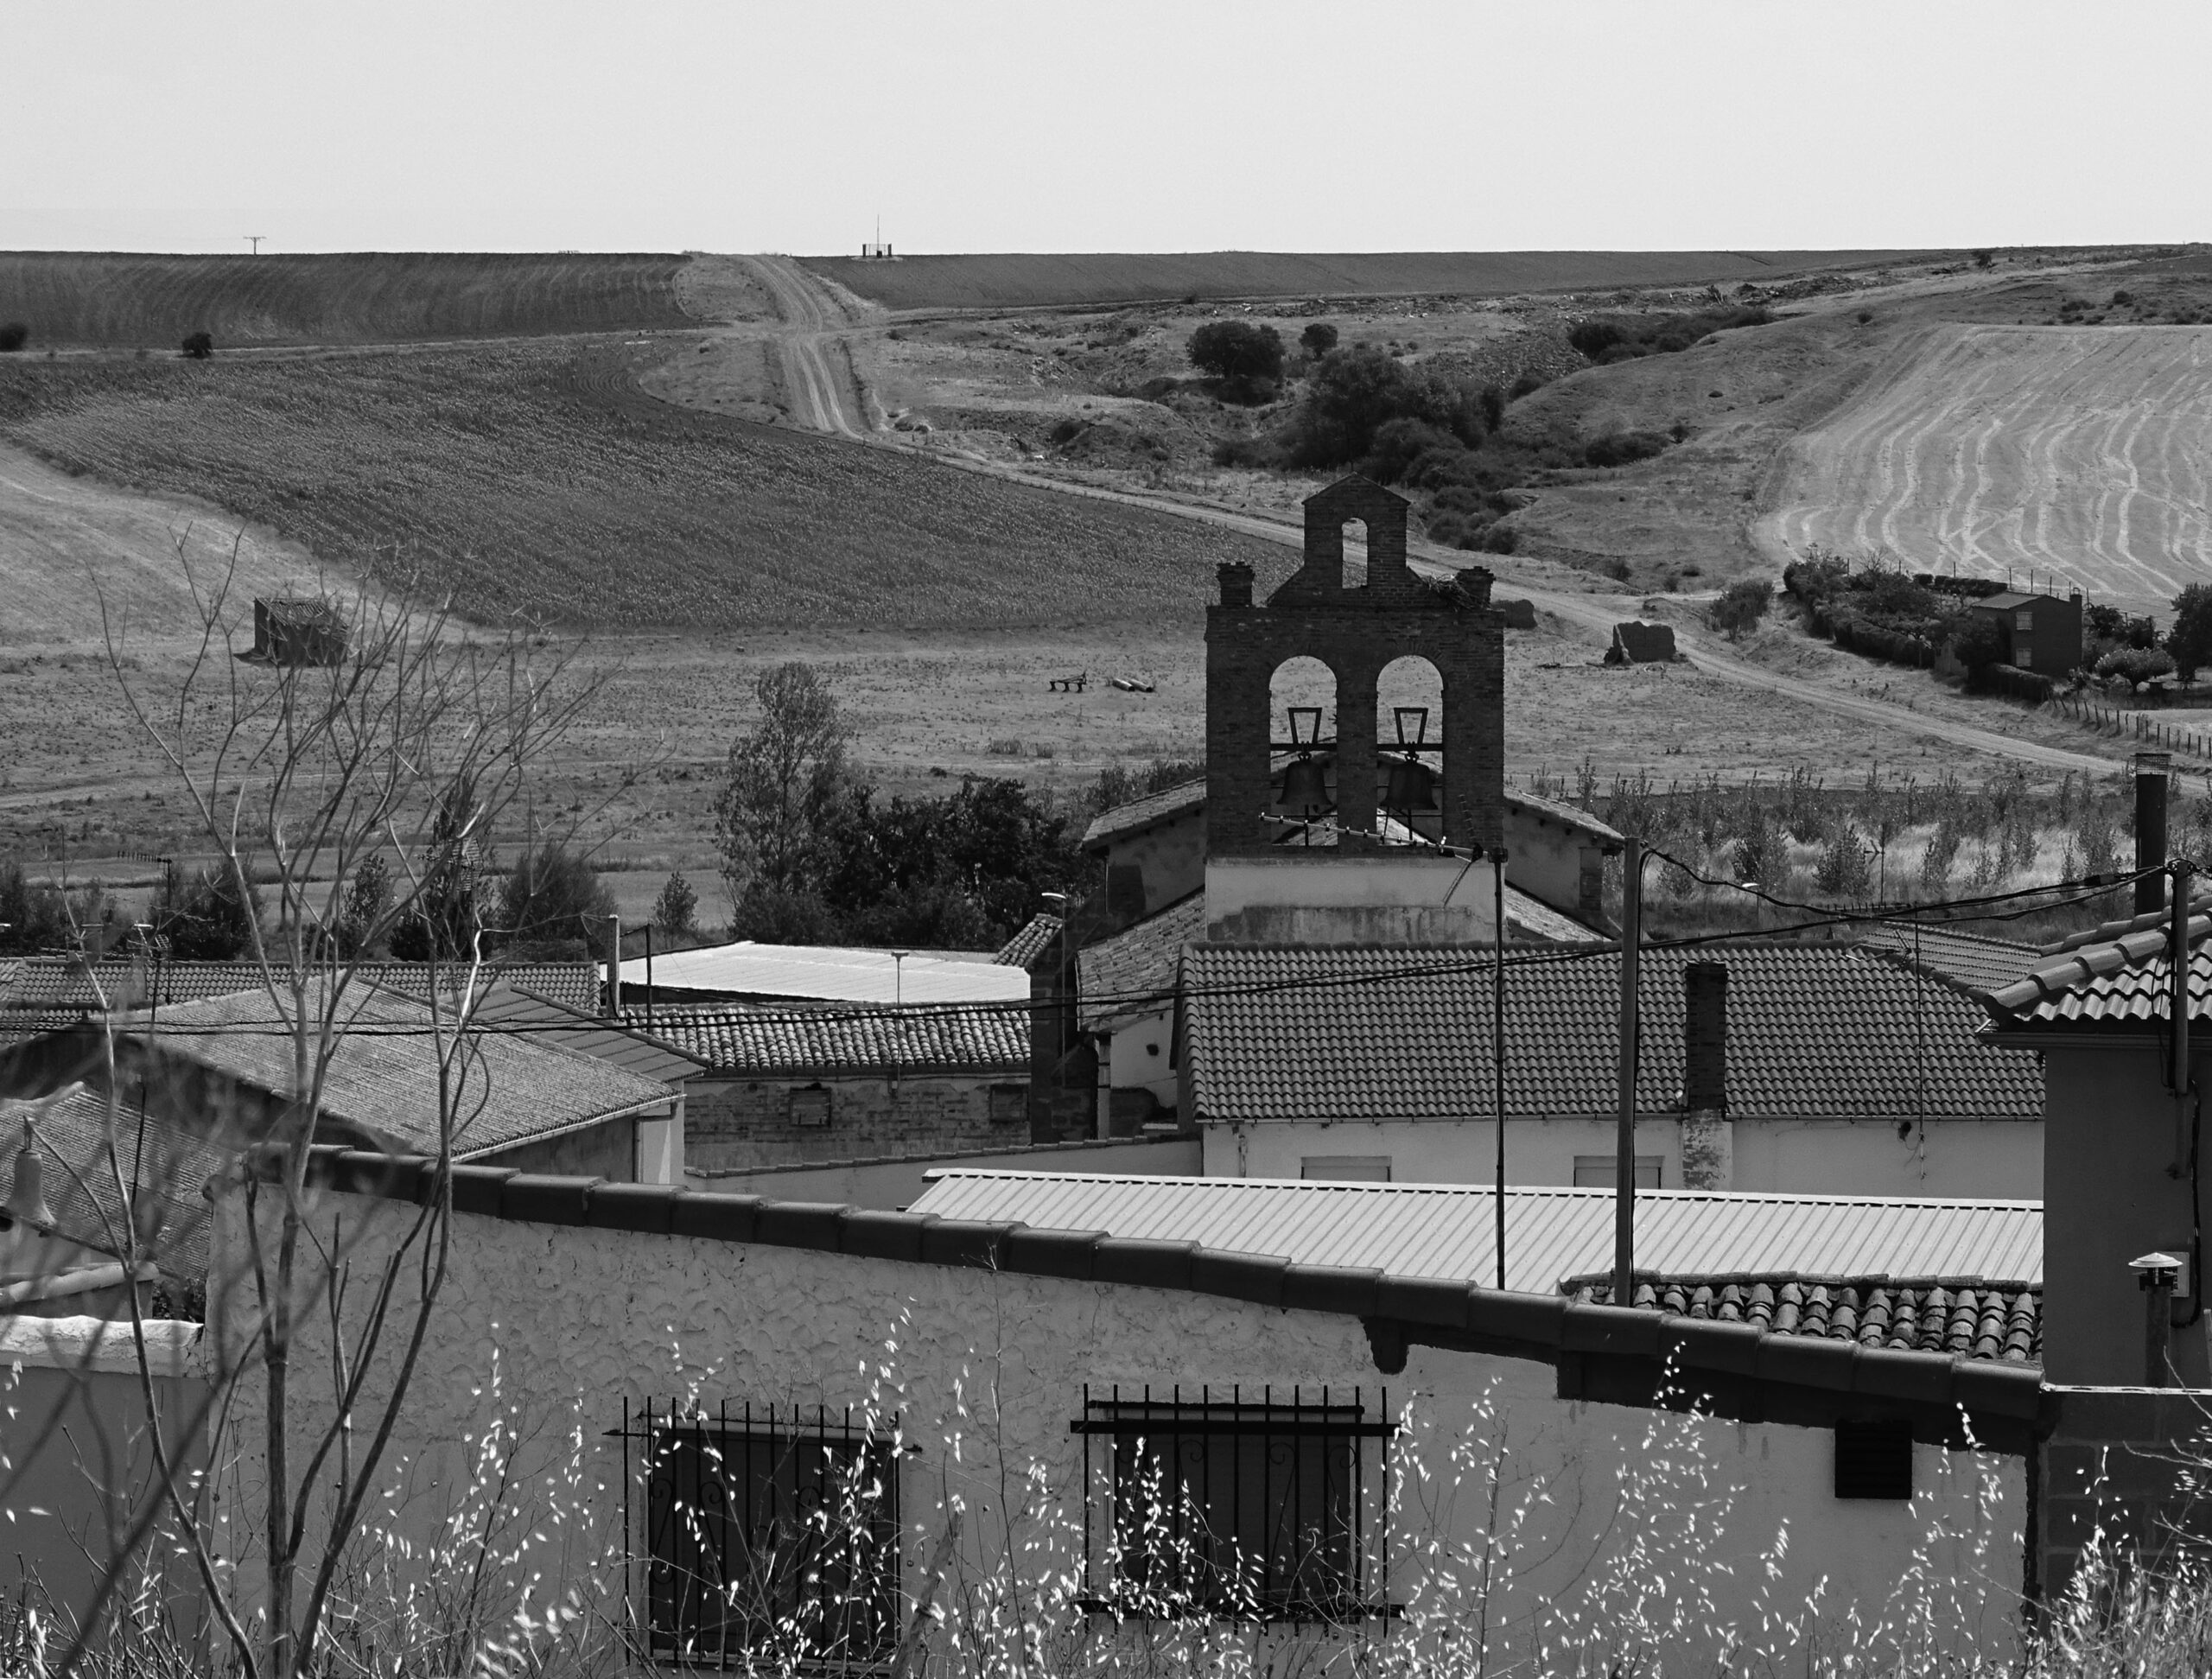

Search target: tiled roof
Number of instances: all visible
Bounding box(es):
[1503,787,1624,848]
[291,1144,2050,1438]
[1182,943,2040,1123]
[481,983,706,1084]
[1503,887,1605,944]
[1078,894,1205,1030]
[611,943,1030,1007]
[1858,924,2039,997]
[1983,906,2212,1025]
[1081,778,1205,852]
[1564,1275,2040,1364]
[635,1005,1028,1075]
[141,984,676,1158]
[3,1084,223,1282]
[993,914,1063,973]
[908,1171,2044,1292]
[0,958,598,1016]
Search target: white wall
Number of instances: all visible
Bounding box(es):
[1105,1007,1179,1111]
[1205,856,1501,945]
[1209,1116,2044,1200]
[1500,804,1600,927]
[211,1189,2025,1673]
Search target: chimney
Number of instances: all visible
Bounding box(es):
[603,915,623,1020]
[3,1122,54,1231]
[1454,566,1496,609]
[1680,961,1731,1189]
[1217,562,1254,608]
[2136,751,2171,917]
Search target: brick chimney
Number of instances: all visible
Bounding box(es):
[2136,751,2171,916]
[1217,561,1254,609]
[1680,961,1731,1189]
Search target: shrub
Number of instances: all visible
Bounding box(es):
[2095,646,2176,686]
[1567,306,1775,365]
[1948,613,2006,675]
[1186,321,1284,384]
[498,842,615,957]
[1782,552,1853,608]
[1210,435,1276,467]
[1813,827,1872,898]
[2168,583,2212,682]
[0,322,25,353]
[1508,372,1544,400]
[1363,417,1461,485]
[1478,384,1504,430]
[1708,578,1772,640]
[181,330,213,359]
[334,854,394,958]
[1582,430,1669,468]
[652,870,700,938]
[150,860,261,959]
[1973,249,1993,269]
[1298,322,1338,358]
[1476,523,1518,554]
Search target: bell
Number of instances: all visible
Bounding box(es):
[1280,755,1332,816]
[4,1121,54,1231]
[1384,753,1439,814]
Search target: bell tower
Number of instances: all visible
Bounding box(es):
[1202,475,1507,944]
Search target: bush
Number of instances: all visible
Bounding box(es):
[1478,384,1505,431]
[1281,346,1489,467]
[1948,613,2006,675]
[1582,430,1669,468]
[1298,322,1338,359]
[1210,435,1276,467]
[1186,321,1284,384]
[1708,578,1772,640]
[0,322,25,353]
[1567,306,1775,365]
[2095,646,2177,686]
[1362,417,1461,485]
[150,860,261,959]
[181,331,213,359]
[1508,372,1544,400]
[652,870,700,938]
[2168,583,2212,682]
[498,842,615,957]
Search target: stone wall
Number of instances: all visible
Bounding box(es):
[685,1071,1027,1171]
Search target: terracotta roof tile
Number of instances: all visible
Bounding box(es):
[1183,942,2040,1123]
[1080,779,1206,853]
[0,958,598,1015]
[993,914,1063,973]
[1858,925,2039,998]
[1077,894,1205,1031]
[636,1005,1027,1075]
[1565,1273,2040,1364]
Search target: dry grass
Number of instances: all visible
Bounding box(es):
[0,341,1287,630]
[0,251,694,347]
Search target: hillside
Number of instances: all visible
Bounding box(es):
[1758,324,2212,614]
[0,252,696,347]
[804,250,1948,312]
[0,342,1288,629]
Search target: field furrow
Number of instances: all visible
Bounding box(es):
[1760,325,2212,612]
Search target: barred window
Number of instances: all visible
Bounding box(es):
[619,1400,899,1665]
[988,1084,1028,1125]
[1073,1385,1394,1622]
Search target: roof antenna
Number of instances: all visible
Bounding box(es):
[245,236,265,256]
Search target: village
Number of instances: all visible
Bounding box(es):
[2,466,2207,1674]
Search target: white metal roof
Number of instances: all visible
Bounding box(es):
[609,942,1031,1007]
[908,1171,2044,1290]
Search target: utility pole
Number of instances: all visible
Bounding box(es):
[1613,837,1643,1307]
[245,236,265,256]
[1493,846,1508,1291]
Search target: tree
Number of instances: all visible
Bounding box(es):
[0,321,27,353]
[2168,584,2212,684]
[180,330,213,358]
[45,533,609,1679]
[652,869,699,938]
[498,840,615,956]
[333,853,393,957]
[713,663,855,923]
[1948,613,2006,676]
[1707,577,1773,641]
[1185,321,1285,385]
[1298,322,1338,359]
[149,858,262,958]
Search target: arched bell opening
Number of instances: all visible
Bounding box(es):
[1268,655,1338,848]
[1376,654,1445,847]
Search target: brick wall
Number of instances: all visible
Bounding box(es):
[2033,1385,2212,1604]
[687,1071,1029,1172]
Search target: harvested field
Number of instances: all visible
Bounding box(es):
[805,251,1945,312]
[0,343,1290,629]
[0,252,694,347]
[1759,324,2212,614]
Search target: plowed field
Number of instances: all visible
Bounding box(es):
[0,343,1287,629]
[1759,324,2212,611]
[0,252,694,347]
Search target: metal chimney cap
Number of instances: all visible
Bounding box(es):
[2131,1251,2185,1270]
[2135,751,2172,775]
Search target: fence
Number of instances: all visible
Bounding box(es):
[2049,692,2212,760]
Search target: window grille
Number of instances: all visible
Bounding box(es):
[616,1399,899,1667]
[1071,1384,1395,1623]
[786,1086,832,1128]
[1573,1154,1662,1189]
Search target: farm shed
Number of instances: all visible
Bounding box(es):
[1967,589,2082,679]
[640,1004,1030,1173]
[1604,620,1677,664]
[249,596,346,666]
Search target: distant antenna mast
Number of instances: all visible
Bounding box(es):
[245,236,265,255]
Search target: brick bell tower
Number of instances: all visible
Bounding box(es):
[1205,474,1505,862]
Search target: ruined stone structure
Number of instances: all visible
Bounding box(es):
[1205,475,1506,858]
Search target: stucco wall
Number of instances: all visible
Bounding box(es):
[1105,810,1205,923]
[1105,1008,1179,1116]
[692,1135,1202,1208]
[212,1189,2025,1672]
[1500,805,1601,928]
[687,1071,1027,1171]
[2042,1040,2212,1385]
[1211,1116,2043,1200]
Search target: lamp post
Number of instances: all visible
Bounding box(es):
[2133,1251,2184,1385]
[888,949,909,1116]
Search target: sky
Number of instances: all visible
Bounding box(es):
[6,0,2207,257]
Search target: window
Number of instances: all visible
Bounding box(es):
[2015,608,2034,633]
[2015,640,2033,669]
[988,1084,1028,1125]
[1573,1154,1662,1188]
[1074,1385,1394,1621]
[1300,1155,1392,1182]
[623,1400,899,1664]
[1833,1418,1914,1499]
[786,1085,831,1127]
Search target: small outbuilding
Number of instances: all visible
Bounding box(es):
[1967,589,2082,678]
[1605,620,1678,664]
[250,597,347,667]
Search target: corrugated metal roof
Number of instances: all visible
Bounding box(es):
[1183,943,2039,1123]
[907,1171,2044,1291]
[611,942,1030,1007]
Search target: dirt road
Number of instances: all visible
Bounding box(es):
[709,262,2133,779]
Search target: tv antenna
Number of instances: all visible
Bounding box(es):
[245,236,265,255]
